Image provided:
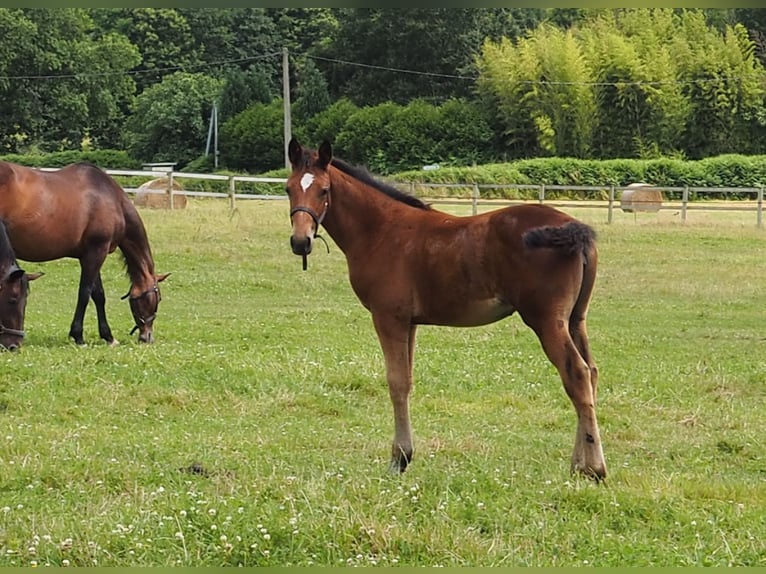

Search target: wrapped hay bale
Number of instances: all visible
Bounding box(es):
[620,183,663,213]
[134,177,187,209]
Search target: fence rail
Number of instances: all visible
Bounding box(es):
[71,167,764,228]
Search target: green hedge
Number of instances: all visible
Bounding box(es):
[0,149,141,169]
[395,155,766,200]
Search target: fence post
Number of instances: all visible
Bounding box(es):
[167,170,174,210]
[472,183,479,215]
[608,185,614,224]
[539,184,545,204]
[758,186,763,229]
[681,186,689,223]
[228,176,236,210]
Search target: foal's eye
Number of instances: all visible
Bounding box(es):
[320,187,329,197]
[284,186,291,196]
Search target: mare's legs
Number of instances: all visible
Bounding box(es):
[527,314,606,480]
[91,273,116,345]
[70,248,112,345]
[372,313,417,473]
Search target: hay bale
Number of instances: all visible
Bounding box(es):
[134,177,187,209]
[620,183,663,213]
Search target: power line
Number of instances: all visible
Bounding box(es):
[306,54,477,81]
[0,48,756,88]
[0,51,283,81]
[307,54,755,87]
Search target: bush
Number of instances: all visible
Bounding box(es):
[219,100,285,173]
[0,149,141,169]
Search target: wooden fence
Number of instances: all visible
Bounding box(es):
[63,167,763,228]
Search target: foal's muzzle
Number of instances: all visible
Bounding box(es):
[290,204,328,270]
[290,234,313,256]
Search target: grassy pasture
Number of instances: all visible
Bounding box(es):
[1,198,764,566]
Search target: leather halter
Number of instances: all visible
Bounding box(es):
[0,322,25,339]
[121,284,160,335]
[290,199,330,271]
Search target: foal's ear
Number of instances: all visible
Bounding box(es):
[318,140,333,169]
[288,138,303,169]
[26,271,44,282]
[156,272,171,283]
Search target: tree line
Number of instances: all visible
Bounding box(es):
[1,8,765,174]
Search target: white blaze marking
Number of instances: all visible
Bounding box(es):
[300,173,314,193]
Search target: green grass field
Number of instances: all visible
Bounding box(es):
[1,198,764,566]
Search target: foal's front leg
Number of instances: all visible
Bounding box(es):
[372,313,417,473]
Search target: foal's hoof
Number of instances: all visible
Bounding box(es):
[389,451,412,474]
[571,462,607,483]
[108,339,120,347]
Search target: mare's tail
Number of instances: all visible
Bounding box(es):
[523,221,596,257]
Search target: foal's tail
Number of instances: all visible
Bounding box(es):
[523,221,597,263]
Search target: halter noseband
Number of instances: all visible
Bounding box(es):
[0,323,25,339]
[289,200,331,271]
[121,284,160,335]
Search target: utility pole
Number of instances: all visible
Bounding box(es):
[282,46,292,170]
[205,101,219,169]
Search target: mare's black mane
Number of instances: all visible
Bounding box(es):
[331,158,431,211]
[0,219,18,264]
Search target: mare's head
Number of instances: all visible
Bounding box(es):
[122,273,170,344]
[286,138,333,264]
[0,263,43,352]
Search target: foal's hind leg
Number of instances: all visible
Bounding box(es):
[532,317,606,480]
[372,313,417,473]
[92,273,117,345]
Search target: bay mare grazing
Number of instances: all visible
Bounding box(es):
[0,161,168,345]
[286,139,607,480]
[0,219,42,351]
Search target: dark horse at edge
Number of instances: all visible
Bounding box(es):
[285,138,607,480]
[0,161,168,345]
[0,219,42,351]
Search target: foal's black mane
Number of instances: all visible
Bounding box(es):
[331,158,431,211]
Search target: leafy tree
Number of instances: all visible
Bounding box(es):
[655,10,765,158]
[123,71,224,167]
[92,8,200,93]
[292,57,331,123]
[581,9,690,158]
[315,8,534,106]
[478,8,766,160]
[218,67,275,123]
[267,8,338,55]
[0,8,139,153]
[477,25,596,158]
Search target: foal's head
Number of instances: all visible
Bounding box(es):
[286,138,332,262]
[0,265,42,351]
